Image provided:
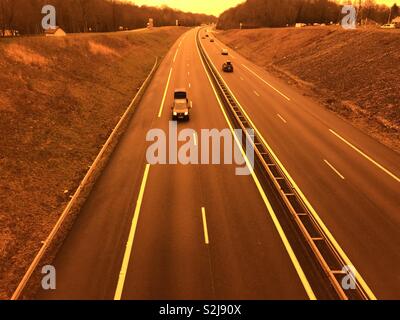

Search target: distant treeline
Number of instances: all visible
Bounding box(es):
[217,0,398,29]
[0,0,217,35]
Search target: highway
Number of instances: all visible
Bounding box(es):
[34,27,400,300]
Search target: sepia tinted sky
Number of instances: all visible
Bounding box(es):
[131,0,243,16]
[131,0,398,16]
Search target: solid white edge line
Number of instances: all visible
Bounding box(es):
[114,164,151,300]
[329,129,400,183]
[158,67,173,118]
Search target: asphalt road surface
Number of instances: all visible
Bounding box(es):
[35,28,400,300]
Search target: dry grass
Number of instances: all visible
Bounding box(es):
[5,44,49,66]
[0,27,187,299]
[88,41,120,57]
[0,95,14,112]
[217,26,400,153]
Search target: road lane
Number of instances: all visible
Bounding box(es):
[120,28,310,300]
[36,28,311,300]
[34,31,189,300]
[207,30,400,180]
[203,29,400,298]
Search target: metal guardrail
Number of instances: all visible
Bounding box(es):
[196,30,371,300]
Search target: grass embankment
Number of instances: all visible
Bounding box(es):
[0,27,187,299]
[216,27,400,152]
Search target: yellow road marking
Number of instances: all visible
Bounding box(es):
[114,164,151,300]
[241,64,291,101]
[193,132,198,146]
[158,67,173,118]
[201,207,210,244]
[202,42,376,299]
[324,159,345,180]
[178,32,187,48]
[173,48,179,63]
[254,90,260,97]
[196,40,317,300]
[330,129,400,183]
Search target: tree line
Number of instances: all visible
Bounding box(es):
[217,0,399,29]
[0,0,216,36]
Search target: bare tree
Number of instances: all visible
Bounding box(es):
[0,0,217,36]
[77,0,91,32]
[0,0,16,36]
[217,0,391,29]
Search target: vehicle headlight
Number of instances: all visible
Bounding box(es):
[173,112,178,116]
[184,112,188,116]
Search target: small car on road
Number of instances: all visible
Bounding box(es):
[381,23,396,29]
[222,61,234,73]
[210,38,215,42]
[221,49,229,55]
[172,89,192,121]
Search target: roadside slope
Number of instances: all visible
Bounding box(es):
[0,27,187,299]
[216,27,400,153]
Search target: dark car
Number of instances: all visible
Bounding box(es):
[172,89,192,121]
[222,61,234,73]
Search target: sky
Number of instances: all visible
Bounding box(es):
[130,0,244,16]
[130,0,398,16]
